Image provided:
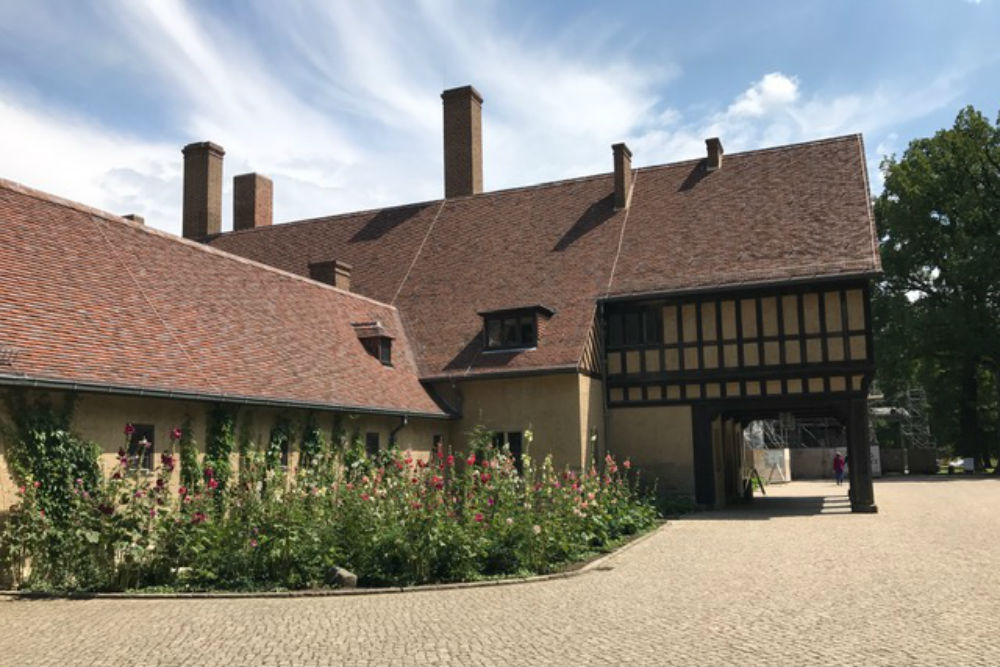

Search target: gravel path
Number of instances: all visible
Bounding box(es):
[2,478,998,666]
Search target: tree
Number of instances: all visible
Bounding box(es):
[873,106,1000,470]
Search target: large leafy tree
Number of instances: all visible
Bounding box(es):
[873,106,1000,469]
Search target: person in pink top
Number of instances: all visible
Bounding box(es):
[833,452,846,486]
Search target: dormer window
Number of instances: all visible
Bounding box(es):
[352,321,393,366]
[479,305,554,351]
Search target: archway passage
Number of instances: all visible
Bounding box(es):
[692,396,877,512]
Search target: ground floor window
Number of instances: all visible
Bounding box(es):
[365,432,380,456]
[128,423,155,470]
[491,431,524,473]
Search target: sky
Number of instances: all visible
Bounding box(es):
[0,0,998,236]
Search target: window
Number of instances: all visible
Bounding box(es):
[491,431,524,474]
[480,306,553,350]
[128,423,155,470]
[365,432,380,456]
[361,337,392,365]
[607,306,662,348]
[433,434,444,458]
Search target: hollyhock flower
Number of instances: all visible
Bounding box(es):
[134,490,145,498]
[125,423,135,436]
[623,460,631,470]
[119,456,128,467]
[532,524,542,535]
[361,493,370,501]
[203,467,214,479]
[149,508,157,517]
[112,471,122,480]
[466,454,476,466]
[17,486,25,495]
[431,476,444,490]
[474,513,484,522]
[178,486,187,496]
[33,480,41,488]
[588,492,596,501]
[207,478,219,490]
[75,478,83,486]
[346,482,354,490]
[99,504,114,516]
[506,517,514,525]
[118,448,127,458]
[411,477,419,484]
[250,539,258,548]
[191,512,207,524]
[170,427,182,440]
[480,473,491,483]
[411,501,422,510]
[417,459,427,469]
[39,510,45,518]
[487,497,495,506]
[404,455,413,465]
[446,454,455,466]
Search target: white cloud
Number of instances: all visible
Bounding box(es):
[727,72,800,117]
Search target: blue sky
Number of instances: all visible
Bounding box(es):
[1,1,997,236]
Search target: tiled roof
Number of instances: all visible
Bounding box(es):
[208,134,880,380]
[0,179,446,417]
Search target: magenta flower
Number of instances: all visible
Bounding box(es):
[125,423,135,436]
[474,512,484,522]
[207,478,219,490]
[170,427,182,440]
[250,539,258,548]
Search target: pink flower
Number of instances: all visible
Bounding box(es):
[75,478,83,486]
[250,539,258,548]
[191,512,207,524]
[39,509,45,518]
[466,454,476,466]
[134,490,145,498]
[411,501,422,510]
[149,508,157,517]
[125,423,135,436]
[446,455,455,466]
[203,467,214,479]
[474,513,484,522]
[207,478,219,490]
[361,493,370,501]
[17,485,25,495]
[33,480,41,488]
[170,427,182,440]
[487,497,495,506]
[623,460,632,470]
[480,473,491,483]
[82,491,90,500]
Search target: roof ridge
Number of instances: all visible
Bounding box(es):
[0,176,399,312]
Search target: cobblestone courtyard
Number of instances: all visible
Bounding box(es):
[2,478,999,666]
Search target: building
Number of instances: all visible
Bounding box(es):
[0,84,880,512]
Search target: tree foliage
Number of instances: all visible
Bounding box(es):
[873,105,1000,467]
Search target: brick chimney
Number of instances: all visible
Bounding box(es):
[182,141,225,239]
[612,143,633,210]
[122,214,145,225]
[441,85,483,198]
[233,173,272,231]
[705,137,724,172]
[309,260,352,291]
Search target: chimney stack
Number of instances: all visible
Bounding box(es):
[233,173,273,231]
[122,214,145,225]
[182,141,225,239]
[612,143,632,210]
[441,85,483,198]
[705,137,724,172]
[309,260,352,291]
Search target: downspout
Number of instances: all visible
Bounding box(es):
[389,415,409,448]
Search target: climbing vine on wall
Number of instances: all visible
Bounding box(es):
[266,415,293,470]
[0,389,100,521]
[204,405,236,493]
[178,416,200,490]
[299,413,326,468]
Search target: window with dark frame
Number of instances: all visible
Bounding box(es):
[365,432,380,456]
[606,306,662,349]
[484,312,537,349]
[128,423,155,470]
[491,431,524,474]
[361,337,392,366]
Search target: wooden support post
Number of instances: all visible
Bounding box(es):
[847,396,878,513]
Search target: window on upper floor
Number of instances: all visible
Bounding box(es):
[353,321,393,366]
[606,306,662,349]
[480,306,554,351]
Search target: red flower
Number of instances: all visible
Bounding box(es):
[411,477,419,484]
[191,512,207,524]
[474,512,484,522]
[411,501,422,510]
[207,478,219,490]
[170,427,182,440]
[361,493,370,501]
[466,454,476,466]
[404,456,413,465]
[125,423,135,436]
[431,475,444,490]
[178,486,188,496]
[16,486,25,495]
[203,467,214,479]
[417,459,427,469]
[446,454,455,466]
[112,471,122,480]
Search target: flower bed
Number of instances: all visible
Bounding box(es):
[1,423,659,592]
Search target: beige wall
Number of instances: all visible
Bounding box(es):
[0,389,447,509]
[434,373,586,470]
[579,375,605,469]
[607,405,694,495]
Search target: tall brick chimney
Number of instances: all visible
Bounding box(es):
[705,137,724,172]
[233,173,272,231]
[182,141,224,239]
[441,85,483,198]
[612,142,632,210]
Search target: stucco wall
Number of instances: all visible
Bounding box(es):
[435,373,585,470]
[579,375,605,469]
[607,405,694,495]
[0,389,446,509]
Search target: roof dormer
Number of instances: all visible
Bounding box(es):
[478,305,554,351]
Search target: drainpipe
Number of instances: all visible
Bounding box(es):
[389,415,409,448]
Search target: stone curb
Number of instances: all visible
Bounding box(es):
[0,521,669,601]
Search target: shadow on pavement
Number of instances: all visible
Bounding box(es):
[681,492,852,521]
